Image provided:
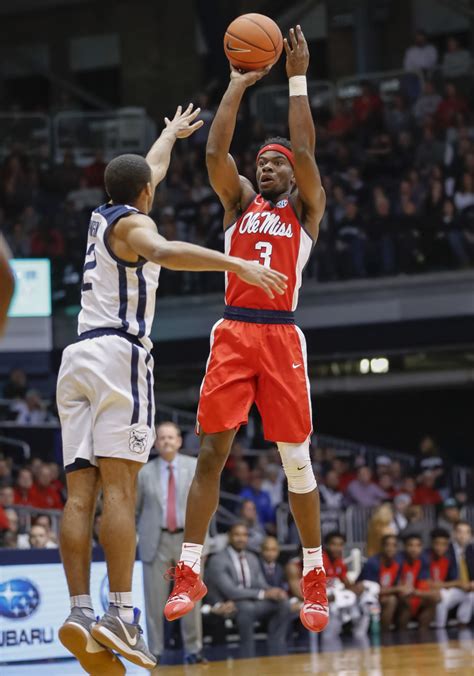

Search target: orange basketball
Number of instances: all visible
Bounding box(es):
[224,13,283,71]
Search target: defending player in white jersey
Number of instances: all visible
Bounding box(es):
[56,104,287,674]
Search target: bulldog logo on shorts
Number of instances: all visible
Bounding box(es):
[129,427,148,454]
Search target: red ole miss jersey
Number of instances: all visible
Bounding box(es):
[399,556,430,590]
[225,195,314,311]
[323,551,347,581]
[379,560,401,588]
[425,551,451,582]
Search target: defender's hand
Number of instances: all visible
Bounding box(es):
[164,104,204,139]
[230,64,272,89]
[236,260,287,299]
[284,25,309,78]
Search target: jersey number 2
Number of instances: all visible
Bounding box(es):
[255,241,273,268]
[82,243,97,291]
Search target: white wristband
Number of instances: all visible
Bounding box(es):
[289,76,307,97]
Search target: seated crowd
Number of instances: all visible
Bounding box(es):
[1,420,473,657]
[1,37,474,305]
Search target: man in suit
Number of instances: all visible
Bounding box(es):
[204,522,291,658]
[260,536,287,590]
[444,521,474,625]
[137,421,204,663]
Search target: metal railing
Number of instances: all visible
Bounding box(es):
[53,109,155,164]
[337,68,424,103]
[0,434,31,461]
[0,113,50,160]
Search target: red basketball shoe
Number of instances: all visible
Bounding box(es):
[300,568,329,632]
[164,562,208,621]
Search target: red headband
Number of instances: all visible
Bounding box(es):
[256,143,294,168]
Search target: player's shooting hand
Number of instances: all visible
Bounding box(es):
[284,25,309,78]
[236,260,288,299]
[230,64,272,88]
[164,103,204,139]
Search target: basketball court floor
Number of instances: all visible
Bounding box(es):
[2,629,473,675]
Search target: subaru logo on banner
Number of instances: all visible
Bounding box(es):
[100,575,109,612]
[0,578,40,619]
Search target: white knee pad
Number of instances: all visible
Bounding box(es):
[277,440,317,494]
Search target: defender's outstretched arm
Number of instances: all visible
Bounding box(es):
[115,213,287,300]
[146,104,203,188]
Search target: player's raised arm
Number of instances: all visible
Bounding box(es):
[284,25,325,240]
[0,234,15,337]
[116,213,287,300]
[145,104,203,188]
[206,66,269,222]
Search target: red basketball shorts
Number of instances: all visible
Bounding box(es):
[197,319,313,443]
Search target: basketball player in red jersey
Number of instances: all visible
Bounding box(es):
[165,25,328,632]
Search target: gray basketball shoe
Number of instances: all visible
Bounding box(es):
[91,606,156,669]
[58,607,125,675]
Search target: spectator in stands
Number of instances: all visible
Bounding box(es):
[415,127,445,172]
[319,469,344,509]
[7,222,31,257]
[384,94,414,136]
[417,435,447,489]
[335,199,368,278]
[29,523,55,549]
[346,466,388,508]
[367,504,396,557]
[391,493,412,534]
[413,470,442,506]
[437,498,461,534]
[4,507,20,542]
[425,527,468,628]
[204,522,290,659]
[67,176,104,212]
[400,504,431,547]
[352,82,384,135]
[397,534,439,630]
[400,475,416,502]
[0,457,12,488]
[454,172,474,212]
[29,463,63,510]
[34,514,58,546]
[239,499,266,553]
[14,466,34,505]
[441,37,471,80]
[261,463,284,510]
[414,81,442,125]
[239,469,275,530]
[2,367,28,399]
[260,536,287,591]
[0,485,14,508]
[332,455,355,492]
[389,460,404,491]
[367,197,396,276]
[447,521,474,624]
[358,534,403,631]
[83,150,106,188]
[10,389,54,425]
[438,198,472,268]
[328,99,354,139]
[437,83,469,130]
[403,30,438,72]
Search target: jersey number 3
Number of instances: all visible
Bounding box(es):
[255,241,273,268]
[82,243,97,291]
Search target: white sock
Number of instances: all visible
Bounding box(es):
[179,543,203,574]
[109,591,134,623]
[70,594,94,619]
[303,546,324,577]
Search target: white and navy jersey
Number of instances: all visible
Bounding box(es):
[78,203,160,352]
